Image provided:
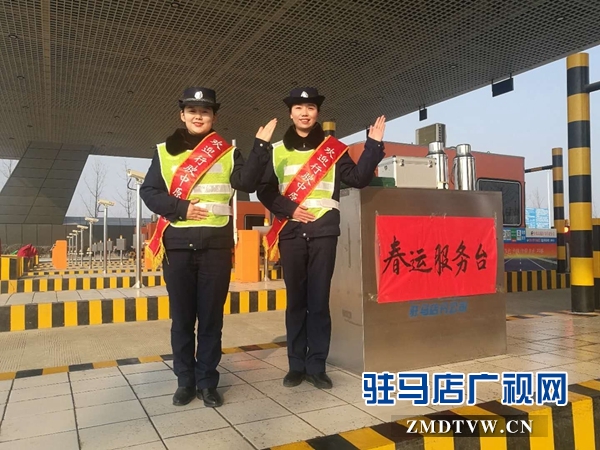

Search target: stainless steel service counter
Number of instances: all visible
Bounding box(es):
[328,186,506,375]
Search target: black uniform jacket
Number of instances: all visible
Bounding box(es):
[256,123,385,240]
[140,128,271,250]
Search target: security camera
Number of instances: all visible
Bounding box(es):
[84,217,99,223]
[98,199,115,206]
[127,169,145,183]
[77,225,88,230]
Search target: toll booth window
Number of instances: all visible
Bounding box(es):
[476,179,521,227]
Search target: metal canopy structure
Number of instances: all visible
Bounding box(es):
[1,0,600,160]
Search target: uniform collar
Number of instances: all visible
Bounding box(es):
[165,128,214,155]
[283,122,325,150]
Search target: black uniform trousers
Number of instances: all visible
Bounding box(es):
[162,247,232,389]
[279,235,338,375]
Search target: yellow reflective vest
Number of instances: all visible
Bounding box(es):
[272,141,337,221]
[157,142,234,228]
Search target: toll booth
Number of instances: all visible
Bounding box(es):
[328,186,506,374]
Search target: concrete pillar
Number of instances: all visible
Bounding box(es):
[593,219,600,309]
[552,147,566,273]
[567,53,594,312]
[323,120,336,137]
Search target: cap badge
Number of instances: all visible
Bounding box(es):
[194,91,203,99]
[301,91,308,98]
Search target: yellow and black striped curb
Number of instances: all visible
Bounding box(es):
[6,269,569,294]
[0,289,287,332]
[1,268,284,294]
[26,263,136,272]
[506,312,558,321]
[0,341,287,381]
[26,268,138,276]
[506,310,600,321]
[26,267,284,278]
[35,261,133,267]
[1,256,37,280]
[505,270,570,293]
[266,379,600,450]
[1,275,166,294]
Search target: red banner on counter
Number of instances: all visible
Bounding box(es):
[375,215,497,303]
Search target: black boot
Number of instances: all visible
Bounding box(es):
[283,370,305,387]
[306,373,332,389]
[197,388,223,407]
[172,386,196,406]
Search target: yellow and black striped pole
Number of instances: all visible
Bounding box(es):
[323,120,336,137]
[567,53,594,312]
[552,147,566,273]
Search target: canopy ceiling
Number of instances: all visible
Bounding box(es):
[1,0,599,158]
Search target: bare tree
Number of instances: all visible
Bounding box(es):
[528,187,544,209]
[0,159,16,178]
[80,159,107,217]
[117,159,135,218]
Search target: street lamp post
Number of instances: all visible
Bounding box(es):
[64,223,80,266]
[77,225,88,266]
[71,233,76,265]
[73,230,79,266]
[98,200,115,274]
[127,170,146,289]
[67,234,73,265]
[85,217,99,269]
[71,230,78,266]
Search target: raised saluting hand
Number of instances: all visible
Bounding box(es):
[256,118,278,142]
[368,115,386,142]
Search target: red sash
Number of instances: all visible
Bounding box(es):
[147,132,233,269]
[263,135,348,261]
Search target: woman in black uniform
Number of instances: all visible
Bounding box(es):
[141,86,277,407]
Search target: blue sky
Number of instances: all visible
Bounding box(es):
[1,45,600,220]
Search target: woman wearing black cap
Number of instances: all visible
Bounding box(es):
[257,87,385,389]
[140,87,277,407]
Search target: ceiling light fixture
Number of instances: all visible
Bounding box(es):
[127,90,134,94]
[8,34,18,40]
[16,75,24,80]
